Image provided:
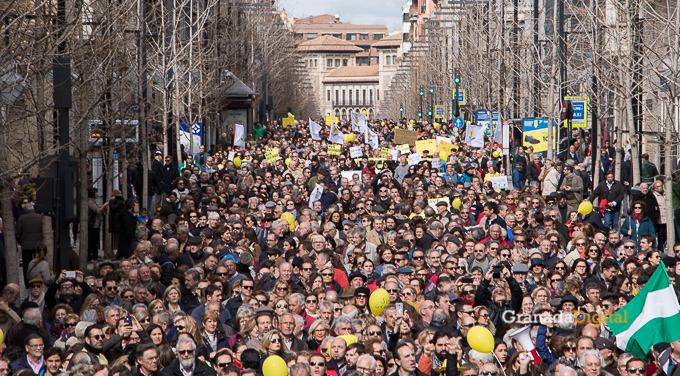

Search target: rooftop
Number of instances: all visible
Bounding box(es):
[297,35,364,53]
[323,66,380,83]
[372,33,403,48]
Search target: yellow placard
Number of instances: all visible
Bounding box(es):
[435,141,458,162]
[416,139,437,154]
[396,144,411,154]
[380,148,390,158]
[282,113,295,128]
[325,116,339,126]
[327,145,341,155]
[265,148,280,162]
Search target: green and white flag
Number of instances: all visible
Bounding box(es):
[610,266,680,357]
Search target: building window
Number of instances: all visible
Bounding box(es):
[327,90,331,101]
[356,57,369,65]
[342,59,348,66]
[327,59,332,68]
[295,33,303,40]
[356,90,359,103]
[335,59,340,67]
[369,89,372,103]
[359,34,369,40]
[346,34,357,40]
[393,55,397,63]
[386,56,391,65]
[374,33,384,40]
[335,90,339,103]
[363,90,366,103]
[307,33,317,40]
[342,90,346,103]
[333,33,342,39]
[314,59,317,67]
[377,89,380,100]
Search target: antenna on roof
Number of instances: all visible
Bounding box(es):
[335,13,340,21]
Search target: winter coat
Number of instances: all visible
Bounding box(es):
[620,215,656,248]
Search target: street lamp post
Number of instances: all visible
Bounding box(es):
[429,81,434,123]
[419,85,424,119]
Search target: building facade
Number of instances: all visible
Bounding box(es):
[294,15,402,119]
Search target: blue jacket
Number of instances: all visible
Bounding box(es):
[620,215,656,248]
[512,169,525,190]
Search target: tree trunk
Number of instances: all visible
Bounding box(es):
[79,110,90,268]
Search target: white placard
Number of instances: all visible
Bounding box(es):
[408,153,423,165]
[390,150,400,161]
[350,146,363,158]
[489,176,508,190]
[432,159,442,169]
[436,136,452,147]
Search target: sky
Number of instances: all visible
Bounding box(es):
[276,0,405,33]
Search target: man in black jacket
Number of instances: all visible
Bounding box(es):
[180,269,200,314]
[118,198,137,259]
[161,337,216,376]
[473,265,523,337]
[589,173,626,230]
[45,271,95,312]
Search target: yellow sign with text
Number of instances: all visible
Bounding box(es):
[327,145,341,155]
[265,148,280,162]
[416,139,437,154]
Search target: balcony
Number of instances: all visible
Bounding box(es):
[332,100,374,108]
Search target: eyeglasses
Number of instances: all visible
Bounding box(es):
[276,304,288,309]
[92,334,104,340]
[270,338,281,343]
[217,272,228,276]
[564,345,576,351]
[178,350,194,355]
[176,325,186,330]
[28,343,45,348]
[310,361,326,367]
[257,299,268,305]
[303,267,313,271]
[65,322,78,328]
[462,323,475,328]
[500,253,510,257]
[464,290,475,294]
[276,287,289,291]
[306,299,318,303]
[322,273,333,277]
[551,278,562,282]
[217,363,228,368]
[61,284,73,289]
[515,240,526,244]
[628,368,645,374]
[634,207,643,210]
[555,266,565,270]
[624,245,636,249]
[388,362,396,368]
[242,285,254,290]
[334,308,342,312]
[386,289,399,293]
[481,372,498,375]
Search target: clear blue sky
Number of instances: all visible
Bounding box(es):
[276,0,405,33]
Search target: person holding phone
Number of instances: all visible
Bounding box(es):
[45,270,95,313]
[473,265,523,336]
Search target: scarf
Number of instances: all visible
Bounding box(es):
[632,212,644,222]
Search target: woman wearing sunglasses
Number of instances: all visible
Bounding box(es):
[620,201,656,249]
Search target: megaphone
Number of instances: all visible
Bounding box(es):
[508,326,542,365]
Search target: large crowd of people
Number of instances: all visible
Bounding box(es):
[1,117,679,376]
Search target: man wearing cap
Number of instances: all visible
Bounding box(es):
[397,267,414,285]
[177,236,207,267]
[22,279,45,314]
[434,201,452,227]
[594,337,617,374]
[560,164,583,208]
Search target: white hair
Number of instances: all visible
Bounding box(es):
[578,349,604,368]
[557,367,578,376]
[469,349,494,364]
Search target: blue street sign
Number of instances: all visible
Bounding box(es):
[564,96,588,128]
[453,117,464,129]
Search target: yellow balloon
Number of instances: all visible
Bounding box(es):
[362,110,367,116]
[285,158,291,167]
[492,150,500,158]
[369,288,390,316]
[467,326,495,353]
[344,133,355,142]
[233,157,242,167]
[0,328,4,347]
[434,122,441,130]
[410,119,415,124]
[578,201,593,215]
[262,355,287,376]
[381,121,386,127]
[452,198,462,210]
[280,212,295,231]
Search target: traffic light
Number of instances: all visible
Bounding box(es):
[454,69,460,84]
[419,85,424,96]
[430,87,434,94]
[418,106,422,118]
[427,109,432,116]
[452,108,458,117]
[400,103,403,113]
